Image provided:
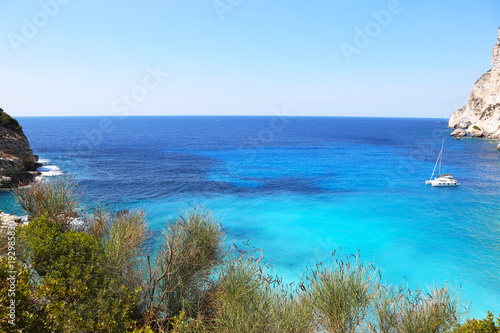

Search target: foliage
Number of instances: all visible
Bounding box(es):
[84,204,149,291]
[453,311,500,332]
[473,125,481,131]
[132,326,155,333]
[399,286,463,332]
[304,252,378,332]
[4,176,482,332]
[209,245,312,333]
[372,284,465,333]
[170,309,207,333]
[142,207,226,331]
[0,224,9,255]
[481,103,500,120]
[0,258,46,332]
[0,108,23,133]
[13,215,139,332]
[12,175,80,223]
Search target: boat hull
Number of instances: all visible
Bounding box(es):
[426,177,460,187]
[431,182,459,187]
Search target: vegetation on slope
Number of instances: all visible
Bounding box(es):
[0,108,23,133]
[453,312,500,332]
[0,177,497,332]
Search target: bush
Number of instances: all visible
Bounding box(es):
[0,258,46,332]
[300,252,466,333]
[0,108,23,133]
[210,245,312,333]
[6,176,478,332]
[142,207,226,331]
[13,175,80,224]
[14,215,140,332]
[304,252,378,332]
[84,204,149,291]
[453,311,500,332]
[391,285,464,333]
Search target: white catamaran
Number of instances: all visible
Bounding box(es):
[425,141,460,187]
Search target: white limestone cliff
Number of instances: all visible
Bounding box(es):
[449,28,500,138]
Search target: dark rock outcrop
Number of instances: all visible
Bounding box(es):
[0,108,41,188]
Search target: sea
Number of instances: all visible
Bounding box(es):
[1,116,499,318]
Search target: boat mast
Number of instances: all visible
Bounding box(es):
[438,140,444,176]
[430,148,441,180]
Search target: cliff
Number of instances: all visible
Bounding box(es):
[0,108,41,188]
[449,28,500,138]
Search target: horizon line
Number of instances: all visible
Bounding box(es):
[15,114,450,119]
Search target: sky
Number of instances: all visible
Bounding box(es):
[0,0,499,118]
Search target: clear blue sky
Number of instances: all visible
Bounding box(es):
[0,0,498,117]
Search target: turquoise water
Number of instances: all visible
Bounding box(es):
[1,116,499,317]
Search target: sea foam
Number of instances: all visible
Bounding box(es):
[37,164,63,177]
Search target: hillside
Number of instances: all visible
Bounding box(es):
[0,108,40,188]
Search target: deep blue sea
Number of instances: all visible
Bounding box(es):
[1,116,499,318]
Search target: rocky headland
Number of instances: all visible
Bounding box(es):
[0,108,41,188]
[449,28,500,141]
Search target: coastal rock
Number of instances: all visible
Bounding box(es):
[469,126,484,138]
[450,128,467,137]
[0,108,40,188]
[497,143,500,150]
[0,210,22,224]
[449,28,500,139]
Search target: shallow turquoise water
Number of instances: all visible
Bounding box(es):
[1,116,499,317]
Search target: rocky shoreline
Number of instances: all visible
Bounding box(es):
[449,28,500,146]
[0,108,42,188]
[0,209,24,224]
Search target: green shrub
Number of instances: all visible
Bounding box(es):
[7,175,480,332]
[0,258,47,332]
[16,215,139,332]
[473,125,481,131]
[0,108,23,133]
[84,204,149,291]
[304,253,378,332]
[211,248,273,332]
[13,175,81,224]
[269,285,311,333]
[394,285,464,333]
[209,245,311,333]
[453,311,500,332]
[142,207,226,331]
[299,252,465,333]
